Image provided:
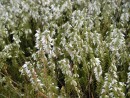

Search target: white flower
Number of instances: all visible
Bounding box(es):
[71,80,77,87]
[101,89,105,94]
[55,86,59,89]
[23,63,27,68]
[95,58,100,66]
[41,35,46,45]
[66,70,72,76]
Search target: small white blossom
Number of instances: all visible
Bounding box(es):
[71,80,77,87]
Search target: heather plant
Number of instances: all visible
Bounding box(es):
[0,0,129,98]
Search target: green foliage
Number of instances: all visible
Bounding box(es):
[0,0,129,98]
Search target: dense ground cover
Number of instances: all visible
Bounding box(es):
[0,0,130,98]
